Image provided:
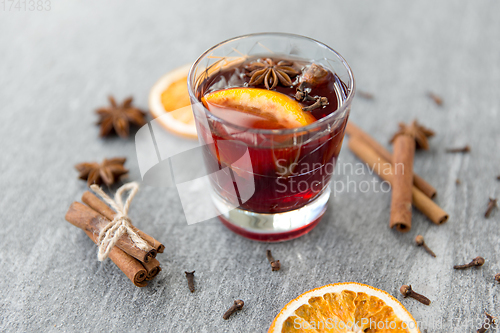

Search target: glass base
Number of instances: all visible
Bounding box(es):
[213,188,330,242]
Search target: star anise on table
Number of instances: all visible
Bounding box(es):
[96,96,147,138]
[245,58,300,90]
[75,157,128,187]
[389,120,435,150]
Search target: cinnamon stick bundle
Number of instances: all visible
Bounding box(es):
[65,202,156,263]
[66,205,148,287]
[82,191,165,253]
[348,137,449,225]
[345,122,437,199]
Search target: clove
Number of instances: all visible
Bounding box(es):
[477,312,495,333]
[485,198,498,218]
[400,285,431,305]
[223,299,244,320]
[427,92,443,106]
[415,235,436,257]
[358,91,374,100]
[295,83,316,102]
[302,96,329,112]
[455,178,461,185]
[185,271,195,293]
[266,250,281,271]
[446,145,470,153]
[454,256,485,269]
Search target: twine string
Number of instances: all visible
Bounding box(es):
[90,182,149,261]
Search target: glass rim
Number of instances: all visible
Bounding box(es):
[187,32,355,135]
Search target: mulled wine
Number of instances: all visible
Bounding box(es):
[193,56,349,213]
[188,33,354,241]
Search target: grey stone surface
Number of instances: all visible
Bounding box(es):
[1,1,499,332]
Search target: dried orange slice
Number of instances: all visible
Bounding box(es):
[149,64,197,139]
[269,282,420,333]
[202,88,317,129]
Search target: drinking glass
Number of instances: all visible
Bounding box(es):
[188,33,355,241]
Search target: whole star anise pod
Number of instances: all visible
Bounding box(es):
[96,96,147,138]
[389,120,435,150]
[75,157,128,187]
[245,58,300,90]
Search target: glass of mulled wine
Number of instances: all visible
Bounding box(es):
[188,33,355,241]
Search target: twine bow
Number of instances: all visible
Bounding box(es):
[90,182,150,261]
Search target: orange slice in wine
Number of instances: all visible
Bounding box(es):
[269,282,420,333]
[202,88,317,129]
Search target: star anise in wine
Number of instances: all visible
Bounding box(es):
[96,96,147,138]
[245,58,300,90]
[389,120,435,150]
[75,157,128,187]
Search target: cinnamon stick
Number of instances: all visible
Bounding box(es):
[82,191,165,253]
[65,202,156,263]
[142,258,162,281]
[348,137,449,225]
[345,122,437,199]
[390,132,415,232]
[65,206,148,287]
